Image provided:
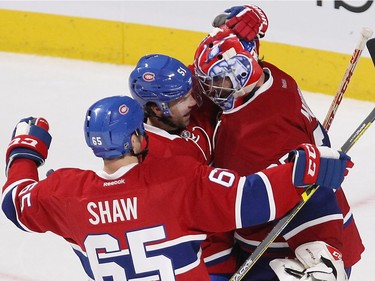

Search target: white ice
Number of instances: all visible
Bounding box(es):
[0,52,374,281]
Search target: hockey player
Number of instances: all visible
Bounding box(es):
[128,54,220,165]
[2,95,353,281]
[193,6,364,280]
[129,54,238,279]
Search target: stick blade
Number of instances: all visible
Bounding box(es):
[367,38,375,66]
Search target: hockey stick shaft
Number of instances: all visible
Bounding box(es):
[322,27,373,131]
[367,37,375,67]
[230,107,375,281]
[341,107,375,152]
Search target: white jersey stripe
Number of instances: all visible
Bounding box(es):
[235,176,247,228]
[234,232,289,248]
[283,214,343,240]
[256,171,276,221]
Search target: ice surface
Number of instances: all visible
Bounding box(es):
[0,52,373,281]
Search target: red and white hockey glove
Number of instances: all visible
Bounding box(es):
[270,241,348,281]
[6,117,51,174]
[212,5,269,41]
[289,144,353,189]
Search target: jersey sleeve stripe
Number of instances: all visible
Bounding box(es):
[256,171,276,220]
[234,232,289,249]
[203,247,233,265]
[282,214,343,240]
[175,248,203,275]
[235,176,247,228]
[343,210,353,226]
[238,173,274,228]
[146,234,208,251]
[1,179,35,232]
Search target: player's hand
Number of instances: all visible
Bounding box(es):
[212,5,268,41]
[289,144,353,189]
[6,117,52,173]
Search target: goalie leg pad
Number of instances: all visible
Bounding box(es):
[296,241,348,281]
[270,258,338,281]
[270,242,348,281]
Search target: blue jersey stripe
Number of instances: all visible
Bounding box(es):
[240,174,271,227]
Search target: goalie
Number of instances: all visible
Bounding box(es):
[193,4,364,281]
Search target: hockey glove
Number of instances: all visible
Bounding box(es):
[212,5,269,41]
[289,144,353,189]
[6,117,51,174]
[269,241,348,281]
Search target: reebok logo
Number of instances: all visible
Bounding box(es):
[103,179,125,187]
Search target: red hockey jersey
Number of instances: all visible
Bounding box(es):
[212,62,364,272]
[3,156,303,281]
[144,94,220,165]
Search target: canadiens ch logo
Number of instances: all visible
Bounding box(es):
[119,104,129,115]
[143,72,155,82]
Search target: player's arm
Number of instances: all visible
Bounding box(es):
[236,143,353,229]
[212,4,268,41]
[192,144,352,232]
[2,117,52,232]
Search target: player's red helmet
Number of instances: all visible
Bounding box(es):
[194,26,263,110]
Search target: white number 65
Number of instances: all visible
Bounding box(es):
[85,226,175,280]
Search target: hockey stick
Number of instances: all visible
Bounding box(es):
[230,107,375,281]
[322,27,373,131]
[367,37,375,67]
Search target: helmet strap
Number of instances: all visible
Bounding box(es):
[131,131,149,163]
[159,115,182,131]
[145,103,184,134]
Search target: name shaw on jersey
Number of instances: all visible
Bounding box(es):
[87,197,138,225]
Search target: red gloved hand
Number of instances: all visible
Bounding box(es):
[212,5,269,41]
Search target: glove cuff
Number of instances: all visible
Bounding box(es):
[289,143,321,187]
[6,148,45,176]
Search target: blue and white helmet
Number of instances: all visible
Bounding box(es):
[129,54,193,116]
[84,96,145,159]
